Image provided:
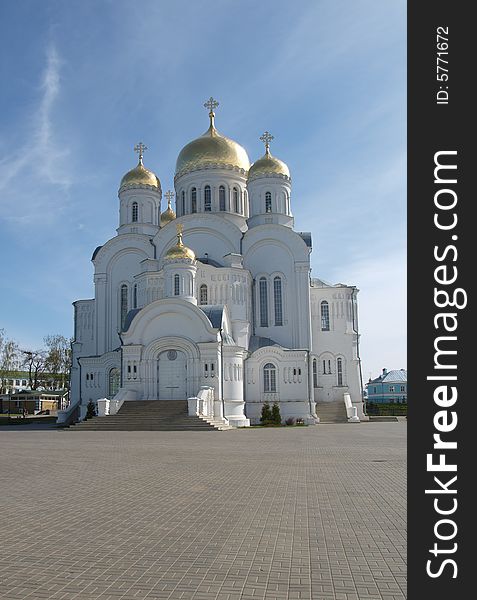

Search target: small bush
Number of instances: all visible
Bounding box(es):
[85,400,96,420]
[271,402,281,425]
[285,417,295,426]
[260,402,272,425]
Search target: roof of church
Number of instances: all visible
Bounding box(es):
[248,336,280,353]
[199,305,224,328]
[122,309,141,332]
[298,232,312,248]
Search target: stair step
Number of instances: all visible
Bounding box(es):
[70,400,227,431]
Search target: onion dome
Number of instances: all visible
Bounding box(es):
[165,224,196,261]
[248,131,290,181]
[119,142,161,192]
[160,191,176,226]
[175,97,250,178]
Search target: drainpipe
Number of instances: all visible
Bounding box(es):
[351,287,366,415]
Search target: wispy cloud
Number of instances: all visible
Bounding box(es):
[0,43,72,223]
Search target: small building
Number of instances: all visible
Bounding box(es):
[0,390,68,415]
[366,368,407,404]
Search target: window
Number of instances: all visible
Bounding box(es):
[109,368,120,398]
[321,301,330,331]
[328,360,332,374]
[259,277,268,327]
[204,185,211,211]
[233,187,239,213]
[273,276,283,326]
[263,363,277,392]
[389,385,395,393]
[132,202,138,222]
[265,191,272,213]
[337,358,343,386]
[401,385,405,392]
[133,284,138,309]
[191,188,197,213]
[199,284,208,305]
[219,186,226,211]
[174,274,180,296]
[181,190,185,215]
[313,359,318,388]
[120,284,128,329]
[323,360,326,375]
[373,387,377,394]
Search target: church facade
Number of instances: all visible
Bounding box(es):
[70,99,364,426]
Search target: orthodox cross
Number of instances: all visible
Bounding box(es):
[176,222,184,245]
[259,131,274,154]
[204,97,219,127]
[165,190,174,206]
[134,142,148,164]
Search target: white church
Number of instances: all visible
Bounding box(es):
[67,98,365,427]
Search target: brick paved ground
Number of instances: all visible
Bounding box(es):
[0,423,406,600]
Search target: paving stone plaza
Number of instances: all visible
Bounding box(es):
[0,423,406,600]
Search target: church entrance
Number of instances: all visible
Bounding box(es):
[157,350,187,400]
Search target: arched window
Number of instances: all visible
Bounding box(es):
[204,185,211,211]
[132,202,138,222]
[219,186,226,211]
[233,187,239,213]
[120,284,128,329]
[273,276,283,326]
[263,363,277,393]
[109,368,120,398]
[259,277,268,327]
[337,358,343,386]
[174,274,180,296]
[191,188,197,213]
[181,190,185,215]
[313,359,318,388]
[199,284,208,305]
[265,191,272,213]
[321,301,330,331]
[133,284,138,309]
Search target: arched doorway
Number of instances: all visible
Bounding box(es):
[157,349,187,400]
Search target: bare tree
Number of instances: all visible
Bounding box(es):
[22,350,48,391]
[0,330,21,394]
[44,335,72,390]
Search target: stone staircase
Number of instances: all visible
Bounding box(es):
[68,400,231,431]
[315,400,349,423]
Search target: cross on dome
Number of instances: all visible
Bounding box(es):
[259,131,274,155]
[134,142,148,164]
[204,97,219,128]
[165,190,175,205]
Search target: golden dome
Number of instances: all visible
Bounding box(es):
[160,197,176,227]
[248,150,290,180]
[175,111,250,177]
[165,224,196,261]
[249,131,290,181]
[120,161,161,191]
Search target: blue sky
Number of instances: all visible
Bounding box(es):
[0,0,406,380]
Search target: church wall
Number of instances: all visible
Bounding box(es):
[310,285,363,411]
[243,229,311,350]
[244,347,314,424]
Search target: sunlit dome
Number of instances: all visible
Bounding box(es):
[164,224,195,261]
[160,192,176,227]
[175,98,250,178]
[248,131,290,181]
[119,142,161,192]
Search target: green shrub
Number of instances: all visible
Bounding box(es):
[85,400,96,420]
[271,402,281,425]
[260,402,272,425]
